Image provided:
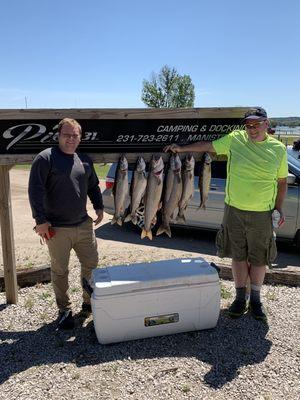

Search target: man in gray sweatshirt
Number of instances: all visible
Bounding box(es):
[28,118,103,329]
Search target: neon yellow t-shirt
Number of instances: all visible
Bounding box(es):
[212,130,288,211]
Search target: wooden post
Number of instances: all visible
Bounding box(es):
[0,165,18,304]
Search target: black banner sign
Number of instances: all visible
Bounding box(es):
[0,118,244,155]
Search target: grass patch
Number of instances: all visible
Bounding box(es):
[39,311,48,321]
[24,297,35,310]
[181,384,191,393]
[13,163,110,179]
[266,289,277,301]
[239,348,252,356]
[111,364,118,373]
[24,262,34,269]
[13,164,31,170]
[70,287,80,294]
[276,134,300,146]
[39,292,51,300]
[220,284,232,300]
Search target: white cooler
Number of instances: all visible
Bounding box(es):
[90,257,220,344]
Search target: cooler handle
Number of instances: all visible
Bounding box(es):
[210,262,221,275]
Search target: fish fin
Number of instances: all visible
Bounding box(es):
[198,203,206,210]
[131,216,137,225]
[156,225,164,236]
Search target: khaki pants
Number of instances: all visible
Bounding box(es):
[47,217,98,311]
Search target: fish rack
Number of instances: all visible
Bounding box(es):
[0,107,250,304]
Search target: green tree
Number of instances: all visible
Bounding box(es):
[141,65,195,108]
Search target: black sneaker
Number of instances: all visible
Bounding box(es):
[249,302,267,321]
[81,303,92,313]
[57,310,74,330]
[227,299,247,318]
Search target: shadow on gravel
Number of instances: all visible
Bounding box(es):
[0,304,8,312]
[0,310,271,388]
[95,221,218,256]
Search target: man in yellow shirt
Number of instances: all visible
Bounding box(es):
[164,107,288,321]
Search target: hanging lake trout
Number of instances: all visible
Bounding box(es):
[124,156,147,225]
[141,155,164,240]
[199,153,212,209]
[157,153,182,238]
[111,155,129,226]
[176,154,195,223]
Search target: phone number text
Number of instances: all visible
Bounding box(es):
[116,134,180,143]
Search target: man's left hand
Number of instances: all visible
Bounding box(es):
[94,209,104,225]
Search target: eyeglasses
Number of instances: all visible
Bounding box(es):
[60,133,80,139]
[245,121,266,129]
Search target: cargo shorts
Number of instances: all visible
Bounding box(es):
[216,204,277,267]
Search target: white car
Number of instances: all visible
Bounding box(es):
[102,146,300,248]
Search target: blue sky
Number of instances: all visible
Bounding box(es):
[1,0,299,117]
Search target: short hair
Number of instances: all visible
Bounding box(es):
[57,118,82,135]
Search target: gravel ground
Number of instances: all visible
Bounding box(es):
[1,259,300,399]
[0,170,300,399]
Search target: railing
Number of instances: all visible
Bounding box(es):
[275,130,300,146]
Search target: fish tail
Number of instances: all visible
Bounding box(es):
[124,214,132,223]
[117,217,123,226]
[141,229,153,240]
[176,212,186,224]
[156,224,172,238]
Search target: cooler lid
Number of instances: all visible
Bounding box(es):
[92,257,219,296]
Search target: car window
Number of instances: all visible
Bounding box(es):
[194,160,227,179]
[288,158,300,178]
[211,161,227,179]
[287,147,300,178]
[128,163,136,171]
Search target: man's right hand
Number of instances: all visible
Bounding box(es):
[35,222,52,240]
[163,143,181,153]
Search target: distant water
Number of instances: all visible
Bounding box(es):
[275,126,300,135]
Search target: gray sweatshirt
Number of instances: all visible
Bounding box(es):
[28,147,103,226]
